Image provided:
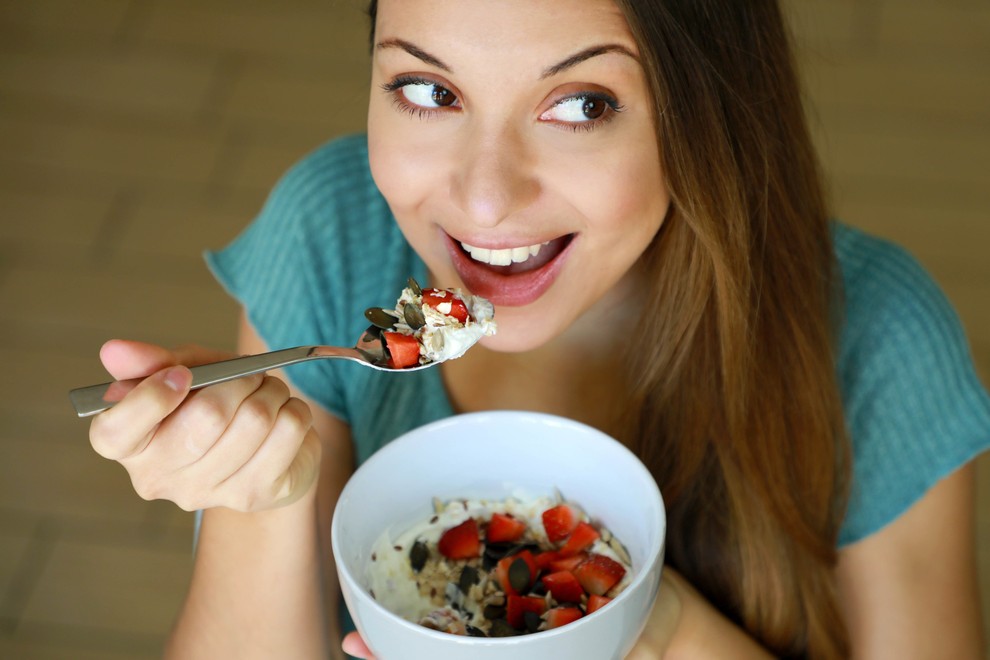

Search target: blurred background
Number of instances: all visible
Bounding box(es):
[0,0,986,657]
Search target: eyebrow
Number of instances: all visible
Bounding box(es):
[540,44,639,79]
[376,39,452,72]
[375,39,638,78]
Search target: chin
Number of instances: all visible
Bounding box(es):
[474,307,566,354]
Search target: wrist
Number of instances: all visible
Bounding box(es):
[198,479,320,551]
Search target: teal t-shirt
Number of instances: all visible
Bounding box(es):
[207,134,990,548]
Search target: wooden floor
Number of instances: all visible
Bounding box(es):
[0,0,987,656]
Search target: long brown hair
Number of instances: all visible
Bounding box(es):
[614,1,851,657]
[366,1,851,656]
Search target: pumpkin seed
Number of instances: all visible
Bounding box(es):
[403,303,426,330]
[508,557,531,593]
[407,276,423,296]
[365,307,399,330]
[489,619,518,637]
[523,610,542,633]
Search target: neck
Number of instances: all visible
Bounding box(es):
[440,263,646,434]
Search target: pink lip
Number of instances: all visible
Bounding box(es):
[443,232,574,307]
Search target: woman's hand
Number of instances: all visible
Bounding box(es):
[341,632,376,659]
[338,568,686,660]
[88,339,321,512]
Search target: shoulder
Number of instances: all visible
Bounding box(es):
[832,222,990,545]
[834,221,978,397]
[834,222,950,329]
[833,222,978,408]
[231,134,413,301]
[265,134,381,218]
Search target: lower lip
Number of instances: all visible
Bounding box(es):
[444,233,574,307]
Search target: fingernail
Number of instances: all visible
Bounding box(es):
[163,366,191,392]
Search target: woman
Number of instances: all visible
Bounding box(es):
[89,0,989,657]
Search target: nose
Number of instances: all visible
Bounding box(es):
[449,120,539,229]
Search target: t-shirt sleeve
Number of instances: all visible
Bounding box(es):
[836,231,990,546]
[203,136,379,422]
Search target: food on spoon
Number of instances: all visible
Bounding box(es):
[382,332,422,369]
[366,494,632,637]
[367,278,497,368]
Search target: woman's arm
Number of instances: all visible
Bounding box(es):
[620,568,773,659]
[164,313,356,659]
[836,462,985,659]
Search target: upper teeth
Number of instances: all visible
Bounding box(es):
[461,241,548,266]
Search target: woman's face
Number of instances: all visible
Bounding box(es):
[368,0,668,352]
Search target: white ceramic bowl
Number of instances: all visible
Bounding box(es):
[331,411,666,660]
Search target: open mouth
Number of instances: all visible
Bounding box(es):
[459,235,572,273]
[444,233,575,307]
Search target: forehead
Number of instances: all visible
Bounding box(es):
[374,0,637,63]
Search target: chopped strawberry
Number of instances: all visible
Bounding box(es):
[486,512,526,543]
[573,554,626,596]
[543,606,584,629]
[541,504,580,543]
[534,550,561,572]
[437,518,480,560]
[541,570,585,603]
[383,331,420,369]
[422,288,470,323]
[496,550,537,595]
[586,594,612,614]
[549,552,588,573]
[558,521,600,557]
[506,594,546,629]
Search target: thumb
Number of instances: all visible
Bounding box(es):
[100,339,178,381]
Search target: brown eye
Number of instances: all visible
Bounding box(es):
[582,98,607,120]
[388,79,460,111]
[539,92,623,129]
[432,86,456,107]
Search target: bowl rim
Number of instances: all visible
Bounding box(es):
[330,410,666,646]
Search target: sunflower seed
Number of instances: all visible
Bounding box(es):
[609,536,632,566]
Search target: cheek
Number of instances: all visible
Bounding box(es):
[367,106,442,219]
[559,147,668,244]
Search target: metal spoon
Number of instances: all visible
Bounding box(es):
[69,325,434,418]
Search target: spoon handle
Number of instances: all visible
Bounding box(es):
[69,346,318,418]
